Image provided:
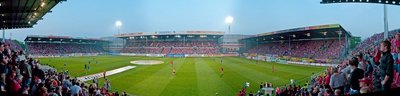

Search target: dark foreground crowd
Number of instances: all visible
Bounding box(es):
[0,43,126,96]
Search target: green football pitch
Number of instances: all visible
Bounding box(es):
[39,55,325,96]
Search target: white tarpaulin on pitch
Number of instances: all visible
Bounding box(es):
[77,66,136,82]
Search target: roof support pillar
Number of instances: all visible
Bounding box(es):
[345,33,349,57]
[384,4,389,39]
[339,31,341,58]
[2,29,4,42]
[289,36,291,52]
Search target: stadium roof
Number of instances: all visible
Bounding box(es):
[241,24,351,42]
[321,0,400,6]
[115,31,224,38]
[24,35,107,43]
[0,0,65,29]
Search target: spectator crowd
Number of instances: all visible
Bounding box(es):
[28,43,105,55]
[246,39,344,60]
[0,42,126,96]
[121,41,221,54]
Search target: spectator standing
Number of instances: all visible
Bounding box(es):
[17,51,26,63]
[21,60,32,88]
[378,40,394,91]
[70,81,82,96]
[324,70,331,88]
[0,44,6,93]
[349,57,364,95]
[330,67,346,95]
[356,53,366,71]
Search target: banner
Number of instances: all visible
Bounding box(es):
[279,60,288,64]
[166,54,185,57]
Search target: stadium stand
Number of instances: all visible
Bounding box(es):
[246,39,345,59]
[351,29,399,56]
[28,43,104,55]
[241,24,350,64]
[121,41,220,54]
[117,31,223,55]
[25,36,106,56]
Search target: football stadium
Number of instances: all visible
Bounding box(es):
[2,0,400,96]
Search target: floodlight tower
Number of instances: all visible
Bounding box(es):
[222,16,234,63]
[115,20,122,34]
[225,16,234,34]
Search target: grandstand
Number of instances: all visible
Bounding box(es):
[25,35,107,57]
[240,24,352,64]
[116,31,224,57]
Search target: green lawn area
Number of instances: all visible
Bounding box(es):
[40,55,326,96]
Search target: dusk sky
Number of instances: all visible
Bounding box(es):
[5,0,400,41]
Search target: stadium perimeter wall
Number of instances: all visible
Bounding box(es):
[29,53,238,58]
[31,53,337,66]
[245,56,339,67]
[119,53,238,57]
[29,53,103,58]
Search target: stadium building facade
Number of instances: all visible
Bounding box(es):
[219,34,252,54]
[100,36,125,53]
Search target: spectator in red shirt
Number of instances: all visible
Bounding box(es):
[373,48,381,64]
[324,70,331,88]
[6,71,21,95]
[318,75,324,85]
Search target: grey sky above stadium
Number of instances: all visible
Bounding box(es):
[5,0,400,41]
